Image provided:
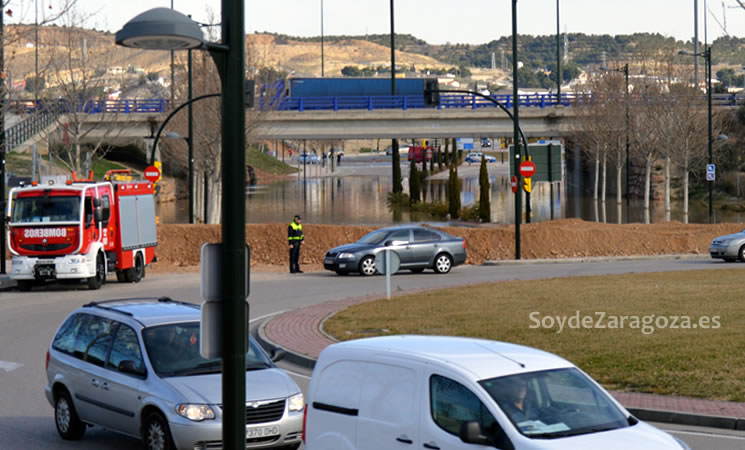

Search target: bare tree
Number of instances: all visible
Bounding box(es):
[163,13,279,223]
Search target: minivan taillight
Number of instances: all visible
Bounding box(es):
[302,404,307,443]
[45,350,50,370]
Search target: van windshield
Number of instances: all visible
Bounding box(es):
[12,196,81,223]
[143,322,273,377]
[479,368,630,439]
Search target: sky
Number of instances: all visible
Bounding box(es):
[12,0,745,45]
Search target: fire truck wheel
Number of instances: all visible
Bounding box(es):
[133,254,145,282]
[87,253,105,290]
[116,270,127,282]
[125,254,145,283]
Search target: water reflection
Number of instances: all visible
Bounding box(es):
[157,174,737,225]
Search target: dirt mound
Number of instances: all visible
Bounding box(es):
[151,220,740,273]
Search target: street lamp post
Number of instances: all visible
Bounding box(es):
[556,0,561,104]
[512,0,522,259]
[0,6,6,275]
[116,5,247,448]
[680,46,713,222]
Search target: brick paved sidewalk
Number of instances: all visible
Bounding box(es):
[263,296,745,423]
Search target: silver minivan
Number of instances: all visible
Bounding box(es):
[45,297,303,450]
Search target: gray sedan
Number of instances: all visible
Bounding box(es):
[709,229,745,262]
[323,225,467,276]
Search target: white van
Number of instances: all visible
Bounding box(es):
[303,336,689,450]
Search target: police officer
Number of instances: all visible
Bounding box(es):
[288,215,304,273]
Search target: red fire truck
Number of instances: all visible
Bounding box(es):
[5,170,157,291]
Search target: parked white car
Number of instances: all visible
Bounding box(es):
[304,336,689,450]
[465,152,496,163]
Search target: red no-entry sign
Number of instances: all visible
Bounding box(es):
[519,160,536,178]
[511,176,518,193]
[144,165,162,183]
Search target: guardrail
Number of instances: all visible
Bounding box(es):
[264,92,745,112]
[2,99,171,152]
[5,98,171,115]
[5,110,58,151]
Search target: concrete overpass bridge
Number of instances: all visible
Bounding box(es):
[6,91,742,155]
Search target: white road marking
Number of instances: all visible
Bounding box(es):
[282,368,312,380]
[0,360,23,373]
[249,310,287,324]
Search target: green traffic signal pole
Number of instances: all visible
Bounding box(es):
[432,87,528,260]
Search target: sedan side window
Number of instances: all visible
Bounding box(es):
[413,229,440,242]
[430,374,498,437]
[387,229,410,244]
[108,325,145,375]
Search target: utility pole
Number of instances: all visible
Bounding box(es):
[390,0,402,193]
[512,0,522,259]
[0,6,6,275]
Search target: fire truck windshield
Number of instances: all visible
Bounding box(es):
[12,196,81,223]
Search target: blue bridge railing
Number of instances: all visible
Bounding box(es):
[263,92,745,112]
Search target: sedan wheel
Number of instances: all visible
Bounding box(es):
[359,256,376,276]
[739,245,745,262]
[433,254,452,274]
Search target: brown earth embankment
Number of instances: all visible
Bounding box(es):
[152,219,742,272]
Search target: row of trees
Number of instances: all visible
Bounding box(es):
[569,59,727,224]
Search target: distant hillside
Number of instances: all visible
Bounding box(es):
[268,31,745,70]
[8,25,745,97]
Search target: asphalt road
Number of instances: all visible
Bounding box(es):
[2,257,744,449]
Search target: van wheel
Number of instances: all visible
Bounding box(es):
[17,280,33,292]
[86,253,105,290]
[54,390,86,440]
[143,412,175,450]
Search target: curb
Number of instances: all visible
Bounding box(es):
[628,408,745,431]
[0,275,17,291]
[484,254,711,266]
[255,318,317,371]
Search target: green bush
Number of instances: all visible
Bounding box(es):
[459,204,481,221]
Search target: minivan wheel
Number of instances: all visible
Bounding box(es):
[54,390,86,440]
[359,256,376,276]
[143,412,174,450]
[433,253,453,274]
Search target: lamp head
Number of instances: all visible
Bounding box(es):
[116,8,204,50]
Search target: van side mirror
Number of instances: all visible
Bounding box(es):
[459,421,492,446]
[118,360,147,377]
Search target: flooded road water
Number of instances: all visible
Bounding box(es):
[157,155,741,226]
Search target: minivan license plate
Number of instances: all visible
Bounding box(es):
[246,425,279,438]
